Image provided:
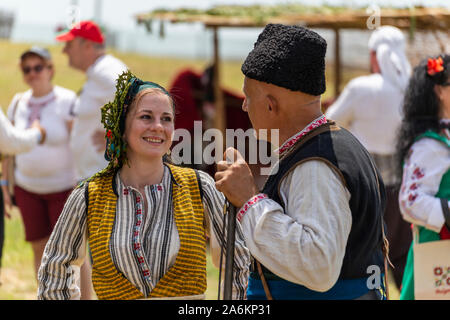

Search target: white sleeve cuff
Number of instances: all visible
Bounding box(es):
[426,201,447,232]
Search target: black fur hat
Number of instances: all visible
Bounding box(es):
[241,24,327,96]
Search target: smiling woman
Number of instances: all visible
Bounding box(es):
[123,88,175,169]
[36,70,250,300]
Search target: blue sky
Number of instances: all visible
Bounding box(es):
[1,0,449,31]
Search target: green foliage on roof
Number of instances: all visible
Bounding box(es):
[147,4,360,20]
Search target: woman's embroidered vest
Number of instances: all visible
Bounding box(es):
[86,164,207,299]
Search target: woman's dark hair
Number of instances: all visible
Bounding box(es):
[395,54,450,181]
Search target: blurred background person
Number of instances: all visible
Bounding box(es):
[325,26,413,289]
[55,20,127,300]
[0,111,46,284]
[0,46,79,293]
[396,55,450,300]
[55,20,127,182]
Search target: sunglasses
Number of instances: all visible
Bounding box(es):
[22,64,48,75]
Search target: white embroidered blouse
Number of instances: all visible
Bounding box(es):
[398,127,450,233]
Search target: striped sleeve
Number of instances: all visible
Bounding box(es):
[198,170,250,300]
[37,185,88,300]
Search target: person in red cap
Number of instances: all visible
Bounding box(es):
[56,20,127,182]
[55,20,127,300]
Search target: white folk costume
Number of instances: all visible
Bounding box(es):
[326,26,411,186]
[239,24,387,300]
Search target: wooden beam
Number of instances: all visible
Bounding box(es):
[334,28,341,98]
[212,27,226,138]
[136,8,450,31]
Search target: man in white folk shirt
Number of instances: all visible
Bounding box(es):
[215,24,389,300]
[54,20,127,300]
[325,26,412,290]
[56,20,127,182]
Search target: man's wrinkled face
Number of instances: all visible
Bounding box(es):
[242,77,271,134]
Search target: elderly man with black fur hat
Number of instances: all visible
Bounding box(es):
[215,24,389,300]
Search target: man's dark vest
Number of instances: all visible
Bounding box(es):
[255,121,385,281]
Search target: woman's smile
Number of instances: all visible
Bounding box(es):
[142,136,165,145]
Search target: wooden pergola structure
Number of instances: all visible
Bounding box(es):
[136,6,450,135]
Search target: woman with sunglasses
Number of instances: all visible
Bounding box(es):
[395,55,450,300]
[37,71,249,300]
[1,47,79,287]
[0,109,46,288]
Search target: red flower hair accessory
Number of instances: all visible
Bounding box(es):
[427,57,444,76]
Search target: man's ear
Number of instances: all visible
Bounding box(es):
[267,94,278,114]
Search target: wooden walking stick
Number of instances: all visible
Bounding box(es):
[218,201,237,300]
[223,203,237,300]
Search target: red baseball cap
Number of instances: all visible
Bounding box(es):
[55,20,104,44]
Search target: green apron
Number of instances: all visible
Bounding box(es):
[400,131,450,300]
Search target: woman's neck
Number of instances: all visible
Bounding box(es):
[32,84,54,98]
[119,156,165,190]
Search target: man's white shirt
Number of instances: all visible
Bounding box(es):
[70,54,127,181]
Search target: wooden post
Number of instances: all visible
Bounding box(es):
[334,28,342,98]
[212,26,226,137]
[211,26,235,300]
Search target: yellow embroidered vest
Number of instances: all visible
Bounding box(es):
[86,164,207,300]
